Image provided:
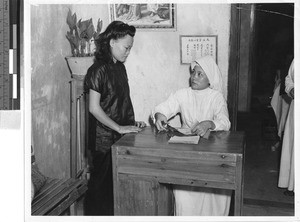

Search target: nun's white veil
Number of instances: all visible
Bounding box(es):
[190,56,224,95]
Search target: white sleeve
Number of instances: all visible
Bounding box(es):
[285,60,294,94]
[211,94,231,131]
[152,92,181,122]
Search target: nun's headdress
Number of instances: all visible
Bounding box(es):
[190,55,223,95]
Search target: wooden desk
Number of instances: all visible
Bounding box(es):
[112,126,245,216]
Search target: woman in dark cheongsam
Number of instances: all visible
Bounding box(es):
[84,21,145,215]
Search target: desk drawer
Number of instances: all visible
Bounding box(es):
[115,147,238,189]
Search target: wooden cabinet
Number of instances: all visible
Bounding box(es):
[115,175,173,215]
[112,126,245,215]
[70,75,89,179]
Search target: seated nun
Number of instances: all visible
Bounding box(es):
[152,55,232,216]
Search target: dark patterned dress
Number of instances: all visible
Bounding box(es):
[84,59,135,215]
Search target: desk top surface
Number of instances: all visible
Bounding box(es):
[113,127,245,155]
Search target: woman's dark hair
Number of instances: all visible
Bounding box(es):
[94,21,136,62]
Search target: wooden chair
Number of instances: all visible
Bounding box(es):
[31,152,88,215]
[31,75,90,215]
[31,177,87,215]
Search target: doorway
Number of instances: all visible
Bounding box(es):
[251,3,294,112]
[236,3,294,216]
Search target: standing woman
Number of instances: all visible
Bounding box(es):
[84,21,146,215]
[278,59,294,195]
[153,56,231,216]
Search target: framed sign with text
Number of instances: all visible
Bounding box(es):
[180,35,218,64]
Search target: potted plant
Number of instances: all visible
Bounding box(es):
[65,9,102,77]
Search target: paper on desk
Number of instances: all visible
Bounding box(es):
[168,135,200,144]
[176,128,194,135]
[177,127,210,139]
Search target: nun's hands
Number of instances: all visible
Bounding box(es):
[191,120,216,137]
[154,112,168,131]
[135,121,147,128]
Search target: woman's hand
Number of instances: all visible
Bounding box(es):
[135,121,147,128]
[154,112,168,131]
[118,125,142,134]
[191,120,215,137]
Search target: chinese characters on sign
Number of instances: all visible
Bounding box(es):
[180,36,217,64]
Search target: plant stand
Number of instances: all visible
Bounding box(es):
[66,56,94,180]
[65,56,94,77]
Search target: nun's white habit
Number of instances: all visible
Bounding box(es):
[278,59,294,191]
[153,56,232,216]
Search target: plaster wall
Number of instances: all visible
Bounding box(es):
[127,4,231,124]
[31,4,73,178]
[31,4,231,177]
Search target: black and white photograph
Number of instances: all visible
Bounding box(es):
[0,0,299,221]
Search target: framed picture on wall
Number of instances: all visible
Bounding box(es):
[109,3,176,30]
[180,35,218,64]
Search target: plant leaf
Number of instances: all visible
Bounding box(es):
[66,31,79,48]
[78,18,95,41]
[96,19,102,34]
[67,10,101,57]
[66,9,77,30]
[85,20,95,40]
[93,19,102,39]
[78,19,88,33]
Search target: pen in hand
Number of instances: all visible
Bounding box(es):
[158,121,168,132]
